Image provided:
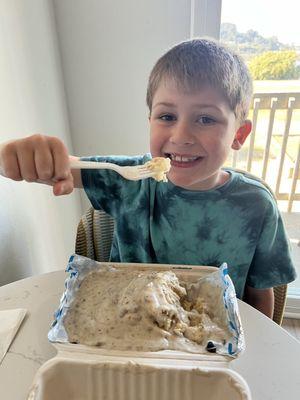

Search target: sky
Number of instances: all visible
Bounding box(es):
[221,0,300,45]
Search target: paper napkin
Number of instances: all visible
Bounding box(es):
[0,308,27,364]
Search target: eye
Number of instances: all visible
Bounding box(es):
[158,114,176,122]
[197,116,216,125]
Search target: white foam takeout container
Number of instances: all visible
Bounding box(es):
[27,261,252,400]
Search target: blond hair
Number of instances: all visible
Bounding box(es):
[146,38,253,121]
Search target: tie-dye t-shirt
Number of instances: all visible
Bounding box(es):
[81,154,296,299]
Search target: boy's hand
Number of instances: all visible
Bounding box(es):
[0,134,78,196]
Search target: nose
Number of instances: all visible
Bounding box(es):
[169,120,195,145]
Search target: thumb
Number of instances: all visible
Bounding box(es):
[53,173,74,196]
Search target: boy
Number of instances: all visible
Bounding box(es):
[0,38,296,318]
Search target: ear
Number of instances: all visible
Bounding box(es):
[231,120,252,150]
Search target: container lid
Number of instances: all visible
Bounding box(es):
[28,349,252,400]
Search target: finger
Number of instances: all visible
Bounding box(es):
[34,141,54,181]
[0,144,22,180]
[52,173,74,196]
[16,142,38,182]
[49,138,70,181]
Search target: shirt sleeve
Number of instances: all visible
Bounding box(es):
[80,154,151,217]
[246,197,297,289]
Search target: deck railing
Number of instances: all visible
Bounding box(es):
[229,92,300,212]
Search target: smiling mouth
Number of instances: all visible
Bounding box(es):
[164,153,203,167]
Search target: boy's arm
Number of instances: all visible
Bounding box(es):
[243,285,274,319]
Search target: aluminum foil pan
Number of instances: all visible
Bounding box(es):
[48,254,245,357]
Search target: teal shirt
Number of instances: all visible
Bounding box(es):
[81,154,296,299]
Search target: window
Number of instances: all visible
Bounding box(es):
[221,0,300,317]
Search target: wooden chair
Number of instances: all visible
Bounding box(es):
[273,284,288,325]
[75,207,114,263]
[75,204,287,325]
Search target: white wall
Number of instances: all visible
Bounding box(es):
[192,0,221,38]
[0,0,83,284]
[53,0,192,157]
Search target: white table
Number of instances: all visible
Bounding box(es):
[0,270,299,400]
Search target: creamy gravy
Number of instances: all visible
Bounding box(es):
[144,157,171,182]
[64,267,230,352]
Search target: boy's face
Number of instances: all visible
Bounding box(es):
[149,79,250,190]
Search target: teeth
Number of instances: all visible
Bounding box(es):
[169,154,199,162]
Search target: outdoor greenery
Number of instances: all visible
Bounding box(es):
[220,23,292,58]
[220,23,300,80]
[249,51,300,80]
